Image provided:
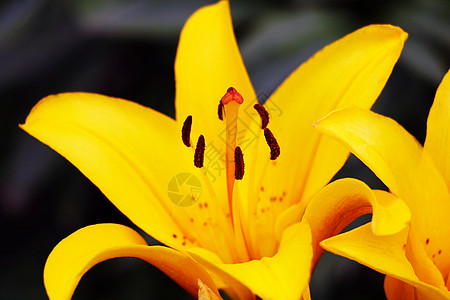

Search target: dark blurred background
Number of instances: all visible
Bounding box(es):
[1,0,449,299]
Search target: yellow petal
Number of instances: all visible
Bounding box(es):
[44,223,219,300]
[175,1,256,125]
[20,92,196,249]
[190,222,312,300]
[315,107,450,279]
[404,225,447,291]
[384,276,415,300]
[198,279,223,300]
[21,92,240,262]
[301,285,311,300]
[321,223,450,300]
[300,178,409,267]
[174,0,258,221]
[261,25,407,208]
[314,106,421,202]
[187,247,254,300]
[424,69,450,187]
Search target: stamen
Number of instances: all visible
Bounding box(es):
[264,128,280,160]
[253,104,269,129]
[218,101,224,121]
[194,135,205,168]
[182,115,192,147]
[234,147,244,180]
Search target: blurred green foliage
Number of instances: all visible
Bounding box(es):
[1,0,448,299]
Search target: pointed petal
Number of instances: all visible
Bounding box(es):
[262,25,407,205]
[21,92,240,262]
[404,225,447,291]
[315,107,450,279]
[424,69,450,186]
[190,222,312,300]
[384,276,415,300]
[44,223,219,300]
[20,92,197,249]
[175,1,256,123]
[321,223,450,300]
[299,178,410,267]
[301,284,311,300]
[198,279,223,300]
[174,0,258,217]
[187,247,254,300]
[314,106,421,204]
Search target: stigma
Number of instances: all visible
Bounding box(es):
[221,87,244,105]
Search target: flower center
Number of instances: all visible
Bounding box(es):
[181,87,281,205]
[180,87,281,260]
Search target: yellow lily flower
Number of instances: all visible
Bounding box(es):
[315,69,450,299]
[21,1,409,299]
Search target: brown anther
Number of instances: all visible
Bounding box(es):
[218,101,224,121]
[234,146,245,180]
[264,128,280,160]
[253,104,269,129]
[194,135,205,168]
[181,115,192,147]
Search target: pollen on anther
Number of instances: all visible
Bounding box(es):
[234,146,245,180]
[194,135,205,168]
[254,104,269,129]
[264,128,280,160]
[218,101,224,121]
[181,115,192,147]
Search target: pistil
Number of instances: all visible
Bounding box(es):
[220,87,244,220]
